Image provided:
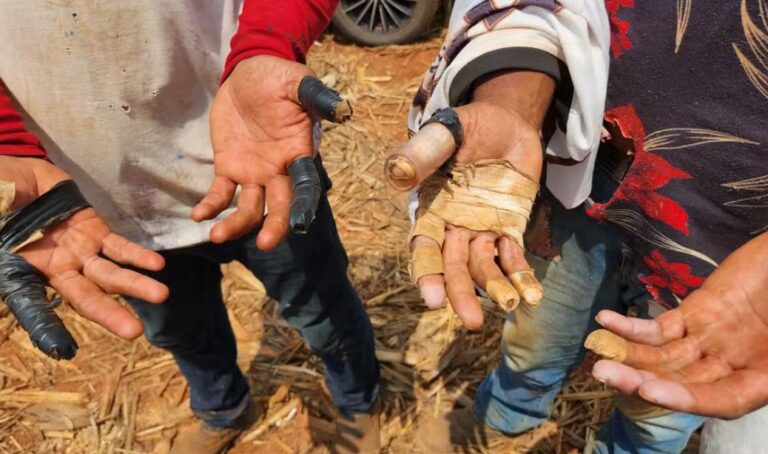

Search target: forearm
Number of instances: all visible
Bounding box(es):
[471,70,556,131]
[0,80,47,158]
[222,0,338,81]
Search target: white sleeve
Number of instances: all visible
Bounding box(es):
[408,0,610,208]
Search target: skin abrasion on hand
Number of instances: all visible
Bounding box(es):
[288,76,353,234]
[409,160,543,311]
[0,179,90,360]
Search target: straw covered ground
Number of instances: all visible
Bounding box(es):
[0,36,698,453]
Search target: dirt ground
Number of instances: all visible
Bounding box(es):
[0,37,699,454]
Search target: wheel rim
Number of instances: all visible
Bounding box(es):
[339,0,418,35]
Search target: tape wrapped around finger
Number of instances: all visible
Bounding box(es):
[408,160,538,311]
[416,160,538,246]
[288,157,323,234]
[409,243,444,283]
[486,278,520,312]
[297,76,353,124]
[584,329,629,363]
[385,108,461,192]
[408,210,446,284]
[508,269,543,306]
[0,179,90,360]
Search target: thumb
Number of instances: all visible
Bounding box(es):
[384,107,463,191]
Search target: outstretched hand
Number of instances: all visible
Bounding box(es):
[386,71,555,329]
[588,232,768,419]
[1,156,168,340]
[194,55,316,250]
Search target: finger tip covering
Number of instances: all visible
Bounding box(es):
[584,329,629,363]
[521,288,543,306]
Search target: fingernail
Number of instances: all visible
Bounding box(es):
[595,315,605,327]
[592,370,608,384]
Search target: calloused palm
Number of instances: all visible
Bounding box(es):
[591,231,768,419]
[1,156,168,339]
[193,55,316,250]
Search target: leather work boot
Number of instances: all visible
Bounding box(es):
[169,400,261,454]
[332,400,382,454]
[414,407,558,453]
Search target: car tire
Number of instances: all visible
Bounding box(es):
[331,0,441,46]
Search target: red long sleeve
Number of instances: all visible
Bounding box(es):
[222,0,339,81]
[0,80,46,158]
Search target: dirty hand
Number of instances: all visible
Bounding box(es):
[0,156,168,339]
[386,71,555,329]
[586,232,768,419]
[196,55,350,249]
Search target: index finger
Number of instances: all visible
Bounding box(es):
[596,309,686,346]
[585,328,703,372]
[385,123,457,191]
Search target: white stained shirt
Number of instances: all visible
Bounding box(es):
[0,0,242,250]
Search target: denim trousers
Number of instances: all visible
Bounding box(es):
[126,192,380,428]
[473,170,706,453]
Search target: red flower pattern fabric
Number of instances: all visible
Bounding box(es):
[587,104,693,235]
[639,249,705,303]
[606,0,633,58]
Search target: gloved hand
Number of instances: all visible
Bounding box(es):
[386,71,555,328]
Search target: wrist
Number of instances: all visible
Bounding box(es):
[471,70,556,131]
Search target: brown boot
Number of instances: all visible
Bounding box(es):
[414,407,557,453]
[169,400,261,454]
[333,400,382,454]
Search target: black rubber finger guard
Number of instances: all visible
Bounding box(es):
[288,157,323,234]
[297,76,353,123]
[421,107,464,149]
[0,252,78,359]
[0,180,90,360]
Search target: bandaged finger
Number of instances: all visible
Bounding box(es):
[584,329,629,363]
[408,211,446,283]
[486,278,520,312]
[417,160,538,248]
[410,239,444,283]
[509,269,543,306]
[414,161,539,311]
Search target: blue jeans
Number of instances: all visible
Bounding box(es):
[474,172,705,453]
[126,190,380,428]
